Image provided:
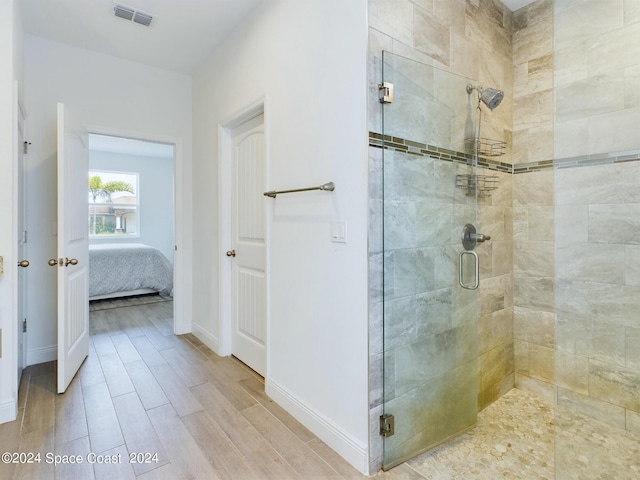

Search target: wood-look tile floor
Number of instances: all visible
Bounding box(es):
[8,298,635,479]
[0,299,368,480]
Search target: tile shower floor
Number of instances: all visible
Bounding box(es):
[377,388,640,480]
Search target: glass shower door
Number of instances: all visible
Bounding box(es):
[381,51,479,469]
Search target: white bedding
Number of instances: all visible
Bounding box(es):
[89,243,173,299]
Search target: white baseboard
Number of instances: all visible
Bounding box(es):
[266,378,369,475]
[27,345,57,366]
[191,323,220,355]
[0,398,17,424]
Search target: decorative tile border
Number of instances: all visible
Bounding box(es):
[368,132,513,173]
[514,151,640,173]
[512,160,554,174]
[369,132,640,175]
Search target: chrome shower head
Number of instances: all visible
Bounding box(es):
[478,87,504,111]
[466,84,504,111]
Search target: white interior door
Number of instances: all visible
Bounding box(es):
[15,85,27,382]
[56,103,89,393]
[230,113,266,376]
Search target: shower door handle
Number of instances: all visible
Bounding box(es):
[458,251,479,290]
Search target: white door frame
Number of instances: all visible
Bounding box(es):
[86,125,189,334]
[218,98,268,367]
[11,81,25,415]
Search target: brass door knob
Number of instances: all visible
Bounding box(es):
[65,257,79,267]
[226,250,236,257]
[48,258,59,267]
[17,260,29,268]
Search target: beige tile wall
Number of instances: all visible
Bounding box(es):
[511,0,557,405]
[369,0,640,471]
[512,0,640,437]
[368,0,515,471]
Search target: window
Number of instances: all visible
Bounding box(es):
[89,170,139,237]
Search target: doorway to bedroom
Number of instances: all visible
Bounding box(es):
[87,134,176,323]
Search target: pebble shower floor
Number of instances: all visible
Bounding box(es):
[376,388,640,479]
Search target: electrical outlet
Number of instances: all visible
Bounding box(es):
[0,256,3,274]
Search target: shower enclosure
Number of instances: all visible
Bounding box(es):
[379,51,489,469]
[376,51,640,476]
[373,0,640,476]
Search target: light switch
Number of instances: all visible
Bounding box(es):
[331,221,347,243]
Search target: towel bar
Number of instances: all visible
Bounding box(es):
[263,182,335,198]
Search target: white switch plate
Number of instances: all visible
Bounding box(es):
[331,221,347,243]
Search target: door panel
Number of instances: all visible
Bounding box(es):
[381,52,479,469]
[237,268,266,343]
[230,114,266,376]
[57,103,89,393]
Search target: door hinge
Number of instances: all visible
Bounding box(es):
[380,414,395,437]
[378,82,394,104]
[23,319,27,333]
[23,141,31,154]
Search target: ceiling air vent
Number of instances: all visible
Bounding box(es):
[133,12,153,27]
[113,4,134,21]
[113,3,153,27]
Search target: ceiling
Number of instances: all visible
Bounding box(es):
[89,134,174,158]
[19,0,264,74]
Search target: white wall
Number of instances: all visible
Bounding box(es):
[23,35,192,364]
[192,0,370,472]
[90,150,175,263]
[0,0,23,423]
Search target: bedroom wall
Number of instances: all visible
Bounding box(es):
[23,35,192,365]
[89,150,175,264]
[0,0,23,423]
[192,0,370,472]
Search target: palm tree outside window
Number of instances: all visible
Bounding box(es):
[88,171,139,237]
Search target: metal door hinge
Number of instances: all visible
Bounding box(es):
[23,319,27,333]
[23,141,31,154]
[379,82,394,104]
[380,414,395,437]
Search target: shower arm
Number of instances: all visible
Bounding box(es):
[466,84,482,109]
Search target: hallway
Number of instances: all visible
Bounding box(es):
[0,297,363,479]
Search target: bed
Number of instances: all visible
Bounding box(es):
[89,243,174,300]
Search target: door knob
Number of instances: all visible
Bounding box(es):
[48,258,59,267]
[226,250,236,257]
[17,260,29,268]
[65,257,78,267]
